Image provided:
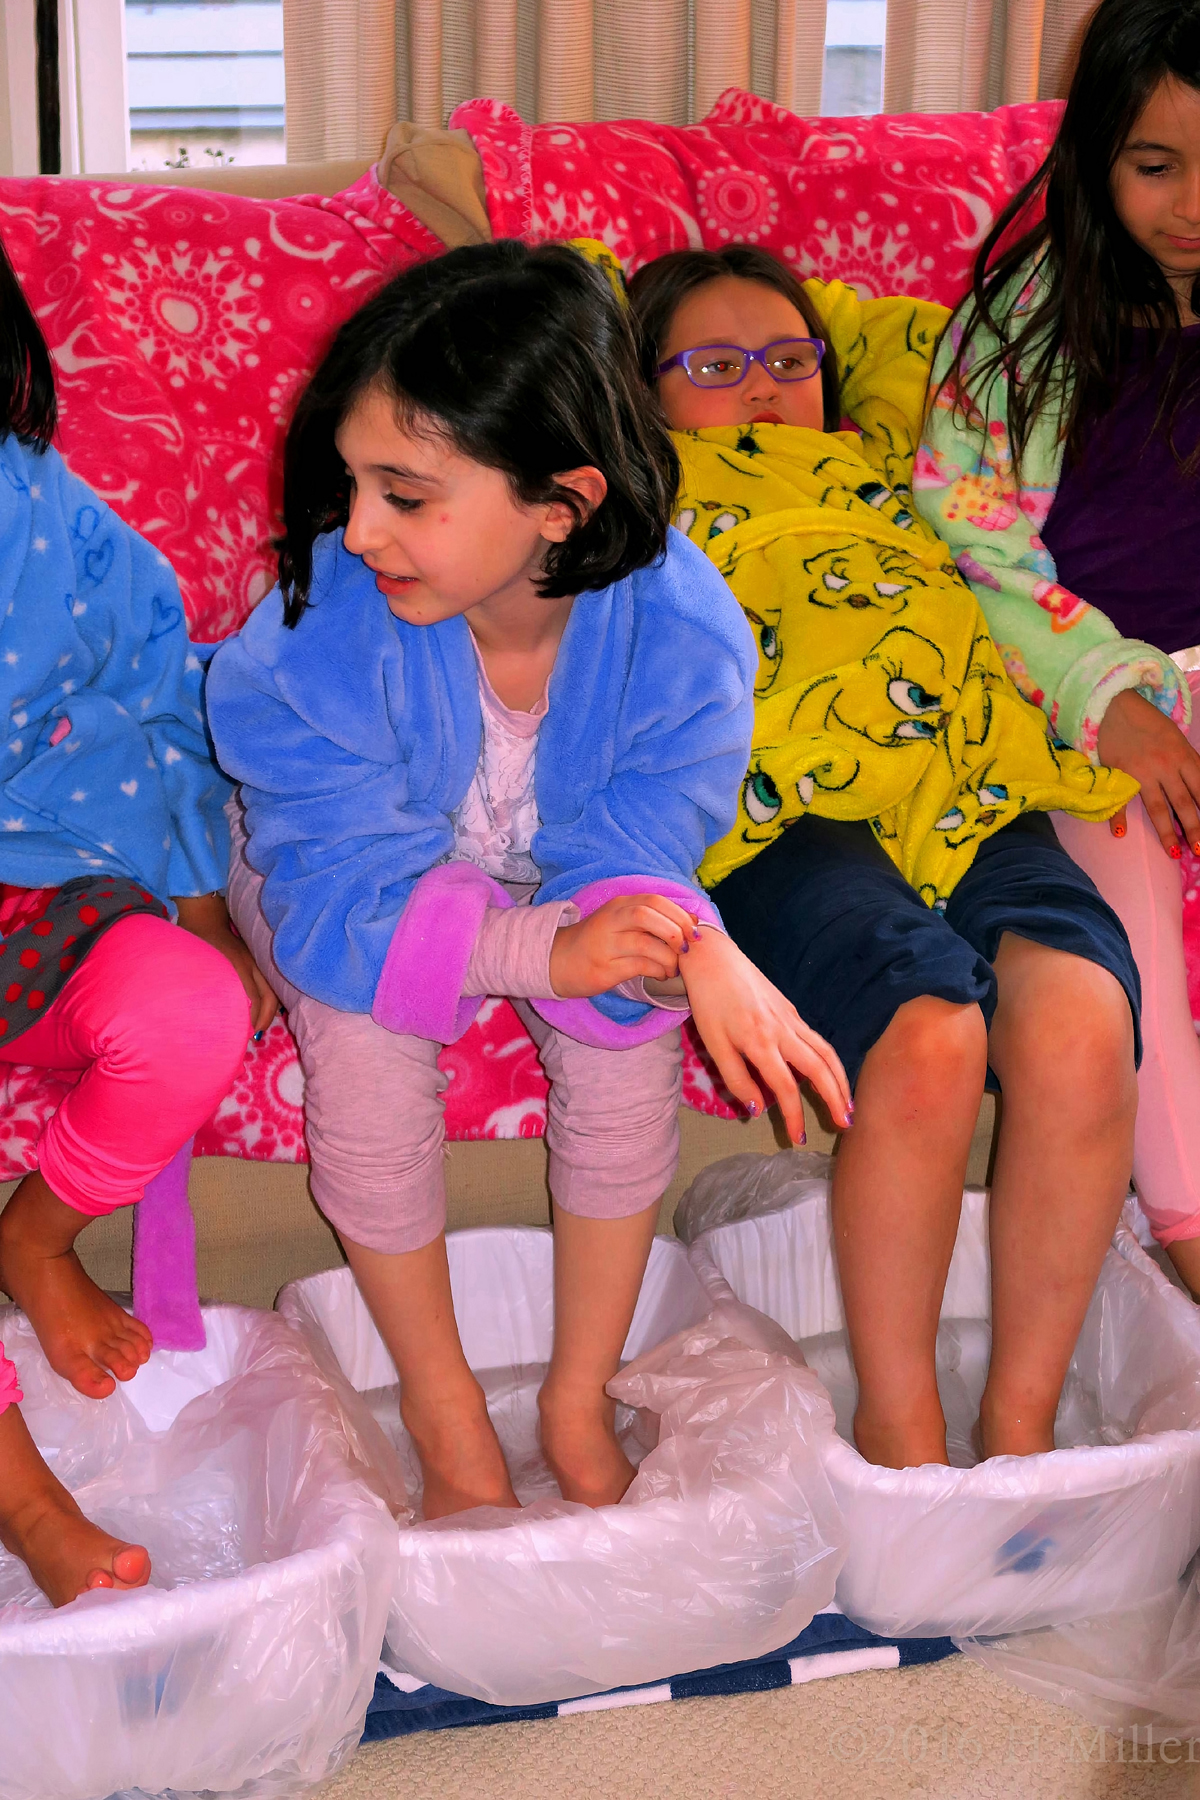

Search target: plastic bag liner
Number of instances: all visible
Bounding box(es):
[957,1563,1200,1745]
[277,1225,848,1707]
[0,1304,397,1800]
[681,1153,1200,1642]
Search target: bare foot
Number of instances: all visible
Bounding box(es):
[538,1382,636,1507]
[853,1404,950,1470]
[401,1381,520,1521]
[0,1404,151,1606]
[977,1392,1056,1459]
[0,1174,152,1399]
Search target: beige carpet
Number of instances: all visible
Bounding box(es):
[321,1657,1198,1799]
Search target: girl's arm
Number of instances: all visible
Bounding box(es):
[528,546,758,1046]
[57,461,274,1020]
[529,541,852,1129]
[206,591,447,1017]
[60,464,231,899]
[913,336,1190,759]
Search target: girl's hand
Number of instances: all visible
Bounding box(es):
[1097,689,1200,857]
[549,894,698,998]
[173,893,280,1036]
[680,929,852,1142]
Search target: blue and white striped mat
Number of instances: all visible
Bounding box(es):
[362,1611,956,1740]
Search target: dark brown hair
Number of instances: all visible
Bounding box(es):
[0,231,56,449]
[937,0,1200,478]
[626,245,841,431]
[279,240,680,626]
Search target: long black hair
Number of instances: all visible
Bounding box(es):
[939,0,1200,477]
[279,240,680,626]
[0,232,56,449]
[626,245,841,432]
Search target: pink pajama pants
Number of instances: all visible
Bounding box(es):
[0,914,249,1217]
[227,835,683,1256]
[1053,666,1200,1247]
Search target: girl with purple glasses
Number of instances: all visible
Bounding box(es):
[208,241,851,1519]
[630,245,1141,1473]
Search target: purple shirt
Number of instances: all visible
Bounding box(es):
[1042,323,1200,656]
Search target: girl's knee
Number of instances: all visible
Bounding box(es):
[149,927,249,1064]
[874,995,987,1100]
[998,956,1137,1117]
[87,917,249,1090]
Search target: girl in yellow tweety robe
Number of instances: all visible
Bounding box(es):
[628,246,1142,1474]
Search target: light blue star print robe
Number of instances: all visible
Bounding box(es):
[0,433,230,901]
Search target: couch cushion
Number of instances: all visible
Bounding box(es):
[457,89,1062,304]
[0,99,1066,1166]
[1,171,440,642]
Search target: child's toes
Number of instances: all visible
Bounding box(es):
[81,1543,149,1597]
[125,1314,153,1353]
[104,1344,143,1383]
[63,1355,117,1400]
[112,1544,150,1588]
[103,1324,152,1381]
[119,1317,154,1365]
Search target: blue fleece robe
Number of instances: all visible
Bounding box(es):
[207,526,757,1035]
[0,436,230,900]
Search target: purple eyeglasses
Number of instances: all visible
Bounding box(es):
[656,337,825,388]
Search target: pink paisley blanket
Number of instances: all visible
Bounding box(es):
[0,93,1193,1174]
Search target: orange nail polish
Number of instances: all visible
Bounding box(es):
[1113,824,1126,838]
[1170,844,1183,859]
[1193,842,1200,857]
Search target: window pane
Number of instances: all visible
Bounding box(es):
[126,0,285,171]
[822,0,885,116]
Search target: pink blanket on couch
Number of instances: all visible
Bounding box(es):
[1,92,1192,1175]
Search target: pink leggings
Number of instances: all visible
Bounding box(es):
[1053,667,1200,1247]
[0,914,249,1218]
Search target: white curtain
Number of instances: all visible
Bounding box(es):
[284,0,829,157]
[283,0,1097,162]
[883,0,1095,113]
[402,0,830,128]
[283,0,399,161]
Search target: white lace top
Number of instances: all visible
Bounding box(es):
[451,637,690,1012]
[451,639,548,885]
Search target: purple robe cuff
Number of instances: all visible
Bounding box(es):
[532,876,722,1050]
[372,863,514,1043]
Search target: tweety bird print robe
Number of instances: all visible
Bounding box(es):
[676,280,1134,908]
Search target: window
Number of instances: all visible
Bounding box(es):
[126,0,284,171]
[822,0,886,117]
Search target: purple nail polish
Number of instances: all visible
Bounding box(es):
[692,929,702,942]
[799,1130,807,1145]
[680,939,690,954]
[747,1100,759,1117]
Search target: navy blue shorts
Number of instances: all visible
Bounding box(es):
[709,812,1141,1091]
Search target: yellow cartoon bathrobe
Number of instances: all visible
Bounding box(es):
[678,279,1135,908]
